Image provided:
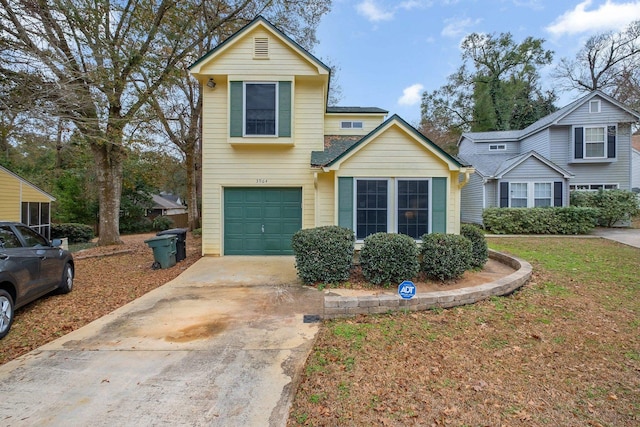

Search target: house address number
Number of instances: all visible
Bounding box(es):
[256,178,268,184]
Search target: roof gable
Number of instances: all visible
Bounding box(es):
[494,151,573,179]
[0,165,55,201]
[188,16,330,76]
[314,114,467,171]
[460,90,640,145]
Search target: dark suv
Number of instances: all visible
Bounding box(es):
[0,222,74,339]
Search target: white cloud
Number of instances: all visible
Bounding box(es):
[546,0,640,36]
[356,0,432,23]
[356,1,394,22]
[398,83,424,106]
[441,17,481,38]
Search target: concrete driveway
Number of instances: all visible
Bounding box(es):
[0,256,323,426]
[592,227,640,249]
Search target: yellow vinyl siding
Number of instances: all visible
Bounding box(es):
[332,125,461,234]
[335,126,451,177]
[0,169,54,222]
[0,171,21,220]
[324,114,386,135]
[200,77,325,256]
[198,28,322,78]
[316,171,335,227]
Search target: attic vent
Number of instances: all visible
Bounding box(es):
[254,37,269,59]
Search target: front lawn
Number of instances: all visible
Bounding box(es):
[288,237,639,426]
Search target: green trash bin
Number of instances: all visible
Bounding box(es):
[144,235,177,269]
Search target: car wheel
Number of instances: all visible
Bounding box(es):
[0,290,14,340]
[58,263,73,294]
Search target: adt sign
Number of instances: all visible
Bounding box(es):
[398,280,416,299]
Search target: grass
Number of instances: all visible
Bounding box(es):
[288,237,640,426]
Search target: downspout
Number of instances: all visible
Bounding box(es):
[457,167,475,189]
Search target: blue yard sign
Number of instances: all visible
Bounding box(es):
[398,280,416,299]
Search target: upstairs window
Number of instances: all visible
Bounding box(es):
[230,81,291,139]
[341,121,363,129]
[489,144,506,151]
[589,100,601,113]
[574,125,616,160]
[245,83,277,136]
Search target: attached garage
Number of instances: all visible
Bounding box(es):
[224,187,302,255]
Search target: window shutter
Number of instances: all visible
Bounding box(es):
[607,125,616,158]
[574,127,584,159]
[338,177,353,229]
[554,182,563,207]
[499,182,509,208]
[278,81,291,137]
[230,81,243,137]
[432,177,447,233]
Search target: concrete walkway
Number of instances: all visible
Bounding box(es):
[592,227,640,249]
[0,257,323,427]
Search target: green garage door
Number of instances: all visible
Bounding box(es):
[224,188,302,255]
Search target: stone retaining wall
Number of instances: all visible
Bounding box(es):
[323,249,532,319]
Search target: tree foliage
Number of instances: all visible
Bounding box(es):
[554,20,640,109]
[0,0,332,244]
[419,32,555,151]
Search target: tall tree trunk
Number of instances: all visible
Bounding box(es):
[91,128,125,245]
[185,145,200,230]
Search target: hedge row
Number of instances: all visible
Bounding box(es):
[292,226,488,286]
[51,223,95,244]
[570,189,640,227]
[482,207,599,235]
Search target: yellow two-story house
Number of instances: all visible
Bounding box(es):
[189,17,472,256]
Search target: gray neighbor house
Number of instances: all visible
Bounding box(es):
[458,90,640,225]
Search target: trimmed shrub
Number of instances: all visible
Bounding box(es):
[461,224,488,269]
[483,207,598,234]
[420,233,472,282]
[119,216,153,234]
[359,233,419,286]
[571,189,640,227]
[152,215,175,231]
[291,226,355,284]
[51,223,95,244]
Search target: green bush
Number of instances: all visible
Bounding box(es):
[483,207,598,234]
[460,224,488,269]
[51,223,95,244]
[119,216,153,234]
[420,233,472,282]
[152,216,175,231]
[359,233,419,286]
[571,189,640,227]
[291,226,355,285]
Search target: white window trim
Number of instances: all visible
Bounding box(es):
[243,81,279,137]
[394,178,432,239]
[569,183,619,192]
[589,100,601,113]
[583,125,607,159]
[508,181,554,208]
[340,121,363,129]
[489,144,507,151]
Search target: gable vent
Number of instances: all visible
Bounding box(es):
[254,37,269,59]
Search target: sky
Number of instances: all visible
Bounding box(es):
[313,0,640,124]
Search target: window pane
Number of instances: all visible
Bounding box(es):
[510,183,528,208]
[534,183,551,198]
[245,83,276,135]
[29,203,39,226]
[40,203,50,225]
[16,225,48,247]
[585,127,605,157]
[397,180,429,239]
[0,226,22,248]
[21,202,28,224]
[355,180,387,239]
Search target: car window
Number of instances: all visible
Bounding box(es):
[15,225,49,248]
[0,226,22,249]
